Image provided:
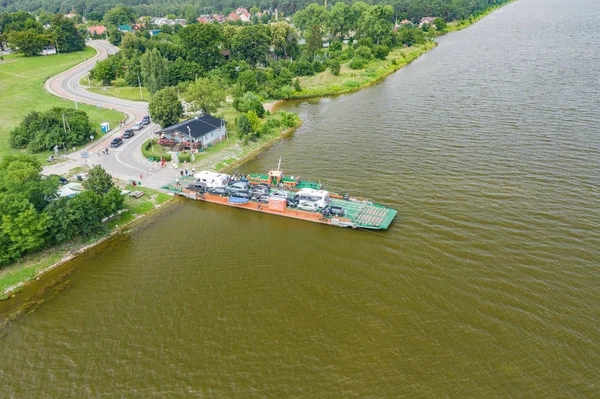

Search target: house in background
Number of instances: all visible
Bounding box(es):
[87,26,107,36]
[156,116,227,149]
[226,12,240,22]
[419,17,436,27]
[118,25,133,33]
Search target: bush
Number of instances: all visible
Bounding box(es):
[178,152,191,163]
[356,37,374,48]
[356,46,373,60]
[294,78,302,92]
[329,59,341,76]
[279,112,300,129]
[373,45,390,60]
[291,59,314,76]
[349,57,368,70]
[312,60,326,73]
[329,39,342,52]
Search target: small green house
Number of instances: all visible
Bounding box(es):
[118,25,133,33]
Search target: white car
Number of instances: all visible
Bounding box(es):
[132,122,143,131]
[297,201,319,212]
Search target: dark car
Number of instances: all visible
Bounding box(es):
[142,115,151,125]
[286,196,299,207]
[186,182,207,192]
[122,129,135,139]
[208,187,228,196]
[110,137,123,148]
[59,176,68,185]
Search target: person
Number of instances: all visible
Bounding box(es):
[175,178,180,187]
[180,170,184,177]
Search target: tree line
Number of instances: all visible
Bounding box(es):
[0,158,124,267]
[0,0,512,26]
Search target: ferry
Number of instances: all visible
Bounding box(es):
[162,161,397,230]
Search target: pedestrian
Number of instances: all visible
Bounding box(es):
[180,170,184,177]
[185,169,189,177]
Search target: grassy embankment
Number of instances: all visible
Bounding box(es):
[82,77,152,102]
[294,41,436,99]
[0,47,123,163]
[0,182,173,300]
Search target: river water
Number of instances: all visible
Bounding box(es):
[1,0,600,396]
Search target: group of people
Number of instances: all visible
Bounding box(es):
[119,120,125,128]
[100,147,109,155]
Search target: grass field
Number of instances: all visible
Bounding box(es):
[0,47,123,162]
[83,77,150,102]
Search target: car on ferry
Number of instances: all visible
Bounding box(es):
[297,201,319,212]
[208,187,228,196]
[227,181,250,195]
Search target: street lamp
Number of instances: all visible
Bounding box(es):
[187,126,195,162]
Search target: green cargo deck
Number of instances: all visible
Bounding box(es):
[329,198,397,230]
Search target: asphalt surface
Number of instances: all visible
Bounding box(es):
[43,40,177,189]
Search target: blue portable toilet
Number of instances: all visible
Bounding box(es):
[100,123,110,133]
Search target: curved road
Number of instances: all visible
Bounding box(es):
[44,40,176,189]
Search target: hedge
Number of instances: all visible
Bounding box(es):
[141,139,171,161]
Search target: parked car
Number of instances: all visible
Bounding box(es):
[186,182,207,192]
[208,187,228,196]
[110,137,123,148]
[142,115,151,125]
[59,176,68,185]
[122,129,135,139]
[324,205,345,217]
[286,197,299,207]
[270,190,289,200]
[227,181,250,194]
[298,201,319,212]
[230,191,250,199]
[132,122,143,131]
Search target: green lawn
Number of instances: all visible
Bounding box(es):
[0,47,123,162]
[83,77,150,102]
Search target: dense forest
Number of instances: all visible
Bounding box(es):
[0,0,512,23]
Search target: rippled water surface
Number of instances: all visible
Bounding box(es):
[1,0,600,396]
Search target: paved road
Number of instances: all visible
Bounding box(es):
[43,40,177,189]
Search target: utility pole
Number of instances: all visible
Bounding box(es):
[74,100,78,110]
[62,114,68,154]
[87,73,91,87]
[137,75,143,100]
[187,126,195,161]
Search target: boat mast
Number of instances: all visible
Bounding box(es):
[277,158,282,172]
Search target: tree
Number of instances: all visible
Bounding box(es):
[357,5,394,45]
[104,6,135,27]
[233,92,265,117]
[294,4,327,59]
[185,77,226,115]
[373,45,389,60]
[67,191,105,236]
[185,6,197,25]
[237,114,252,138]
[83,165,114,195]
[6,29,47,56]
[270,22,297,59]
[9,108,93,153]
[102,186,124,217]
[50,14,85,53]
[246,110,260,133]
[0,194,49,253]
[434,17,447,31]
[108,28,122,46]
[329,59,341,75]
[140,48,169,94]
[149,87,183,128]
[90,58,116,84]
[230,25,270,67]
[328,2,351,38]
[178,23,222,71]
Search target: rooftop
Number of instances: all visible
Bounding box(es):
[157,115,226,139]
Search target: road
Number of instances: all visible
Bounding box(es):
[43,40,177,189]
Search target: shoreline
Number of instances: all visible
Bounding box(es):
[1,185,175,300]
[0,2,512,301]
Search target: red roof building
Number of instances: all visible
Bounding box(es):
[87,26,107,35]
[226,12,240,21]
